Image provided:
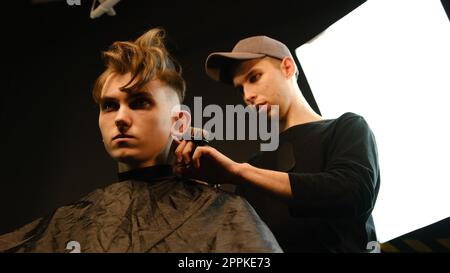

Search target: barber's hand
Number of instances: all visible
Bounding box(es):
[174,139,242,185]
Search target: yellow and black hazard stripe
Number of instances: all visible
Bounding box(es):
[380,217,450,253]
[381,238,450,253]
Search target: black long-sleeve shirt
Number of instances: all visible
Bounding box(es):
[237,112,380,252]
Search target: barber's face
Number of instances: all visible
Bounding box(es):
[98,73,178,168]
[232,57,291,119]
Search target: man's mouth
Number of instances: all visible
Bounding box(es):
[112,134,135,141]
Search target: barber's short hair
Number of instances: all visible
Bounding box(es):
[92,28,186,104]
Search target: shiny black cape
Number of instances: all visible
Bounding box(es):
[0,167,281,253]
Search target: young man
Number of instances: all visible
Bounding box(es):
[0,29,281,253]
[176,35,380,252]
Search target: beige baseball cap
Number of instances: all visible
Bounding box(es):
[205,35,297,84]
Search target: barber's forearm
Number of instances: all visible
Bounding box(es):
[235,163,293,200]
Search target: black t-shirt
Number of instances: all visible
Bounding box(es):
[236,112,380,252]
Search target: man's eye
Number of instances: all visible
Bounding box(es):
[249,73,261,83]
[130,98,152,109]
[101,101,118,112]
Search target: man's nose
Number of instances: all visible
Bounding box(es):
[243,88,257,105]
[115,107,132,133]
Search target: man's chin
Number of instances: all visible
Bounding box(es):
[110,150,140,165]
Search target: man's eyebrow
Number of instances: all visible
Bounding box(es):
[234,68,259,88]
[98,96,117,104]
[99,91,154,103]
[247,68,260,78]
[128,90,154,100]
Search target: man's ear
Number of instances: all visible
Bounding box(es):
[171,110,191,140]
[280,57,297,79]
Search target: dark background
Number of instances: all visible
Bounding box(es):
[1,0,369,234]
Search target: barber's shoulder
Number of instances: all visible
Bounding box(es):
[335,116,379,150]
[337,112,369,126]
[339,112,363,120]
[333,112,375,137]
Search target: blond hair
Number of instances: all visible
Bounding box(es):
[92,28,186,103]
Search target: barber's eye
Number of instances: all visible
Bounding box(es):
[101,101,118,112]
[130,98,152,109]
[249,73,261,83]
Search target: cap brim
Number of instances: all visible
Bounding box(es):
[205,52,266,84]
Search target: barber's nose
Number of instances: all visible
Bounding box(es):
[115,107,132,133]
[243,88,257,105]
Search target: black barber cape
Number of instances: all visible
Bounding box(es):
[0,165,281,253]
[237,112,380,252]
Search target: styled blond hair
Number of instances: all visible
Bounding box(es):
[92,28,186,103]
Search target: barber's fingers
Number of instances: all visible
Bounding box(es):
[174,140,197,165]
[192,146,212,168]
[174,140,188,163]
[172,138,181,146]
[181,141,195,165]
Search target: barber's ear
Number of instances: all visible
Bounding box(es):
[171,110,191,140]
[281,57,297,79]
